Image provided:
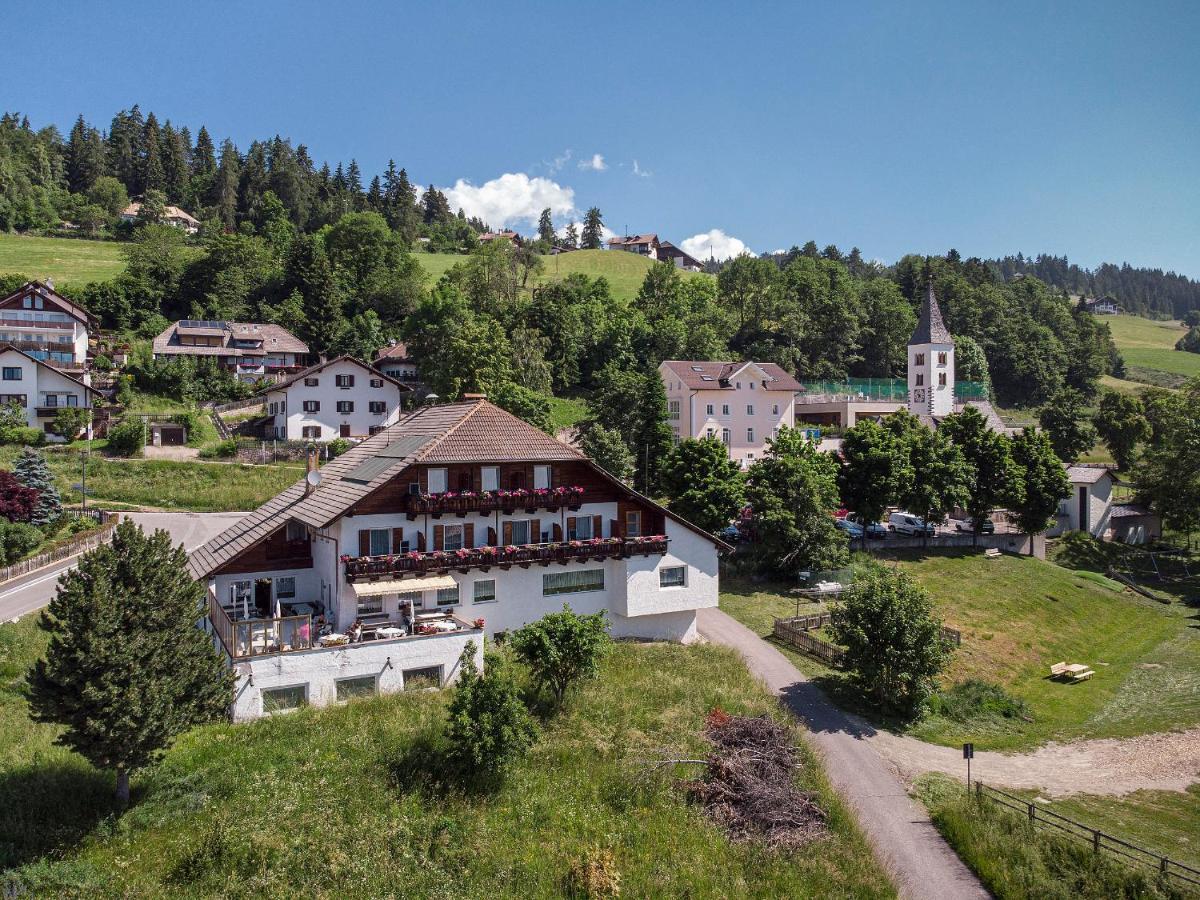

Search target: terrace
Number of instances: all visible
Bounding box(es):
[403,485,585,518]
[343,535,669,582]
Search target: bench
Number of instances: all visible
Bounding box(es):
[984,548,1003,559]
[1050,661,1069,677]
[1070,668,1095,682]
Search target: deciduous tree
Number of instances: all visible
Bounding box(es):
[1094,390,1149,471]
[940,406,1022,541]
[1038,388,1097,462]
[510,606,612,708]
[445,643,537,782]
[1009,427,1071,553]
[660,437,746,535]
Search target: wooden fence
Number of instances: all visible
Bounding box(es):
[975,782,1200,892]
[772,614,962,666]
[0,512,119,586]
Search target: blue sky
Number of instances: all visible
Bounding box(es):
[8,1,1199,273]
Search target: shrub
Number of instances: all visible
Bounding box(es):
[0,471,39,523]
[927,680,1031,724]
[510,606,612,708]
[564,846,622,898]
[213,438,238,458]
[0,522,43,565]
[445,644,537,783]
[8,427,46,447]
[106,419,146,457]
[327,438,350,457]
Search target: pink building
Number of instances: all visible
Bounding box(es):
[659,360,802,467]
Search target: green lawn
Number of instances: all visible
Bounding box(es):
[546,394,588,432]
[0,446,300,512]
[1103,314,1200,381]
[0,234,127,286]
[721,551,1200,750]
[915,774,1196,900]
[0,615,894,898]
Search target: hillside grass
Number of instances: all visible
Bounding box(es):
[0,446,300,512]
[546,394,588,432]
[0,234,126,286]
[1103,314,1199,381]
[915,774,1196,900]
[720,550,1200,750]
[0,617,894,898]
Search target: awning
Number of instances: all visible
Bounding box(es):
[351,575,457,597]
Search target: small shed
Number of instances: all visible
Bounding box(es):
[1106,504,1161,545]
[149,422,187,446]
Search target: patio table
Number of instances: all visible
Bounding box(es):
[320,633,349,647]
[376,626,405,639]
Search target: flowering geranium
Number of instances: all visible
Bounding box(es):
[472,618,486,629]
[339,554,351,563]
[504,545,519,554]
[406,551,422,560]
[454,548,469,559]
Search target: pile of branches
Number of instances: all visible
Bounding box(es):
[684,710,827,851]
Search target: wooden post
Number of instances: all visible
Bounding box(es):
[1028,803,1036,823]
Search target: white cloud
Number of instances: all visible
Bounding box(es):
[631,159,651,177]
[441,173,575,228]
[578,153,607,171]
[681,229,755,262]
[545,149,572,173]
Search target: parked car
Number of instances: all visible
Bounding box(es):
[835,517,864,539]
[955,517,995,534]
[846,513,888,539]
[888,512,936,536]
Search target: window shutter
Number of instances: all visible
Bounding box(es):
[391,527,404,553]
[531,518,541,544]
[433,524,445,551]
[553,522,562,541]
[358,529,370,556]
[610,518,620,539]
[593,515,603,539]
[464,523,474,547]
[487,526,497,546]
[502,522,513,545]
[417,531,426,551]
[567,516,577,537]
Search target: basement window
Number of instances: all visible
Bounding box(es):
[262,684,307,714]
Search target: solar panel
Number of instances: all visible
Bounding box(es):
[343,434,435,484]
[179,319,228,330]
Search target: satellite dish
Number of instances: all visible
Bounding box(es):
[306,469,322,488]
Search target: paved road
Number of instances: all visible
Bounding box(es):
[0,512,243,621]
[698,606,988,900]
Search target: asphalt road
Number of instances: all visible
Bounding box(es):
[0,512,244,621]
[698,606,988,900]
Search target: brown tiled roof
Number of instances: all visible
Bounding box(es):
[188,400,726,579]
[374,341,410,362]
[609,233,658,247]
[660,360,803,392]
[152,321,309,357]
[261,355,412,395]
[0,281,96,328]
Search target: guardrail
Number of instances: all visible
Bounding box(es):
[0,512,119,586]
[974,782,1200,892]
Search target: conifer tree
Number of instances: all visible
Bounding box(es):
[212,139,241,228]
[537,207,555,244]
[141,112,165,194]
[27,520,233,807]
[563,221,579,249]
[580,207,604,249]
[13,447,60,525]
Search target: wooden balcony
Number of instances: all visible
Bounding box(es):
[403,486,585,519]
[343,536,669,582]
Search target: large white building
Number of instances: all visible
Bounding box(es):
[0,281,94,374]
[659,360,801,467]
[0,344,98,440]
[262,356,409,441]
[189,399,726,720]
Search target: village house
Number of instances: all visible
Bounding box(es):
[0,281,94,374]
[373,341,421,388]
[152,320,309,383]
[119,201,202,234]
[476,230,522,245]
[607,234,660,259]
[0,344,99,441]
[262,356,409,441]
[657,240,705,272]
[659,359,801,467]
[189,399,726,720]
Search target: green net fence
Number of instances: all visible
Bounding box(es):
[796,379,989,401]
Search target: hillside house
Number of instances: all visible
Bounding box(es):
[373,341,421,387]
[1081,297,1121,315]
[189,399,726,720]
[657,241,705,272]
[0,344,98,441]
[152,320,309,382]
[1048,465,1114,539]
[120,201,202,233]
[607,234,660,259]
[0,281,94,373]
[477,230,522,245]
[659,360,801,467]
[262,356,409,441]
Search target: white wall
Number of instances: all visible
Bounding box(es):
[267,359,402,440]
[0,348,92,441]
[229,629,481,722]
[907,341,955,417]
[212,566,320,618]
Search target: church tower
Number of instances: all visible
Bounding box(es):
[907,283,955,418]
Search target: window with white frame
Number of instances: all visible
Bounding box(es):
[357,594,384,617]
[746,404,754,415]
[624,510,642,537]
[303,400,320,412]
[443,524,465,551]
[481,466,499,491]
[568,516,595,540]
[335,373,355,388]
[543,568,605,595]
[706,403,714,416]
[427,467,448,493]
[275,576,296,599]
[510,520,531,545]
[370,378,384,388]
[668,400,680,420]
[534,464,551,490]
[436,585,460,606]
[286,520,306,542]
[721,404,730,416]
[304,377,319,386]
[368,401,386,414]
[721,428,731,445]
[228,580,252,616]
[747,427,755,443]
[659,565,687,588]
[473,579,496,603]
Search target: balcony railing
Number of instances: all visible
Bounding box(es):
[404,486,585,518]
[343,535,669,582]
[0,316,74,330]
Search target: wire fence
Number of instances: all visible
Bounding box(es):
[975,782,1200,892]
[796,379,990,402]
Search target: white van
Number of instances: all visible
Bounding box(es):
[888,512,935,536]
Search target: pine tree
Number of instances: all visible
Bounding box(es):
[191,126,217,179]
[580,207,604,249]
[66,115,102,193]
[346,159,363,199]
[212,138,241,228]
[13,447,61,525]
[26,520,233,807]
[537,207,555,244]
[141,112,165,194]
[285,234,344,353]
[564,222,579,249]
[159,121,189,204]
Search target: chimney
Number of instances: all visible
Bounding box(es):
[304,445,321,496]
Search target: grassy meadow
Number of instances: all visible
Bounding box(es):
[0,615,894,898]
[1102,314,1199,382]
[0,234,127,286]
[721,549,1200,751]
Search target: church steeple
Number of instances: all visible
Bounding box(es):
[907,282,955,418]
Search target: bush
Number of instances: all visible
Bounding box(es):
[927,680,1031,724]
[6,427,46,447]
[445,644,537,783]
[213,438,238,458]
[0,522,43,565]
[510,606,612,708]
[327,438,350,457]
[564,847,622,898]
[106,419,146,457]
